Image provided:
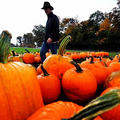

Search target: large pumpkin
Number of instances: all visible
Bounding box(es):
[62,61,97,103]
[43,36,74,80]
[0,31,44,120]
[27,88,120,120]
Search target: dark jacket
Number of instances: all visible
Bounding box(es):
[45,12,59,42]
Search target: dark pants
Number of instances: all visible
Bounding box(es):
[40,41,58,62]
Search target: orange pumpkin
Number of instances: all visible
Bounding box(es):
[43,36,74,80]
[81,57,108,86]
[0,31,44,120]
[23,53,35,64]
[37,65,61,104]
[100,87,120,120]
[27,101,83,120]
[62,61,97,103]
[104,71,120,88]
[8,51,23,62]
[27,88,120,120]
[34,55,41,63]
[109,61,120,72]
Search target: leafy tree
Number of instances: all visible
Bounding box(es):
[99,18,110,32]
[108,7,120,31]
[32,25,45,47]
[22,33,35,47]
[89,10,105,25]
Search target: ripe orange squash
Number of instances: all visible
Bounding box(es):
[0,31,44,120]
[43,36,74,80]
[37,65,61,104]
[8,51,23,62]
[27,101,83,120]
[62,61,97,103]
[27,88,120,120]
[104,71,120,88]
[100,87,120,120]
[81,57,108,86]
[34,53,41,63]
[23,50,35,64]
[109,61,120,72]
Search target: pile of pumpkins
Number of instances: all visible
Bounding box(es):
[0,31,120,120]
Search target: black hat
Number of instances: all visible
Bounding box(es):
[41,2,54,10]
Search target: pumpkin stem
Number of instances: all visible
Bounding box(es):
[25,49,30,53]
[99,57,102,62]
[58,35,71,56]
[0,31,12,63]
[63,88,120,120]
[70,61,83,73]
[12,50,16,56]
[103,61,108,67]
[90,56,94,64]
[41,64,49,76]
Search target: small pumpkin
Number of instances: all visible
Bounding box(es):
[8,51,23,62]
[0,31,44,120]
[62,61,97,103]
[22,50,35,64]
[34,53,41,63]
[37,65,61,104]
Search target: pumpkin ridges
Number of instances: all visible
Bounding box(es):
[12,62,44,109]
[9,62,35,114]
[0,62,44,120]
[27,101,83,120]
[0,63,14,120]
[7,63,31,119]
[0,30,44,120]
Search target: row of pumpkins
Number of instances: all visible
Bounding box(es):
[8,50,110,64]
[0,31,120,120]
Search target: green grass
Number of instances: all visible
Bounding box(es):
[10,47,119,57]
[10,47,40,54]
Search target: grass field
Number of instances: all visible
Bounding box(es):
[10,47,119,57]
[10,47,40,54]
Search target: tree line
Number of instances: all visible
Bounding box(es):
[17,0,120,51]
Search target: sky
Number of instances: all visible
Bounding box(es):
[0,0,117,44]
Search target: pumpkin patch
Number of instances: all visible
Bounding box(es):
[1,31,120,120]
